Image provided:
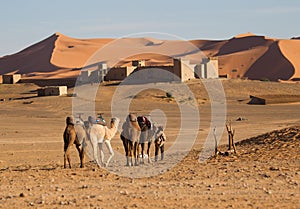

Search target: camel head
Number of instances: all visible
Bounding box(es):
[66,116,75,125]
[110,117,120,128]
[154,125,165,139]
[128,113,137,122]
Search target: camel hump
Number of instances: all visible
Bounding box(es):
[88,116,97,124]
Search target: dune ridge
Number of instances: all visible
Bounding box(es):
[1,32,300,81]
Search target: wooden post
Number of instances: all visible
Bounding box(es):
[213,127,218,155]
[226,122,236,153]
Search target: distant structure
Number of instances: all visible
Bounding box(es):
[37,86,67,96]
[105,66,136,81]
[77,57,220,84]
[195,57,219,79]
[173,58,196,81]
[79,62,108,83]
[132,60,146,67]
[2,74,21,84]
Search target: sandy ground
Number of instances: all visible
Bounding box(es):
[0,79,299,208]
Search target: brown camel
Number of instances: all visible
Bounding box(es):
[63,116,88,168]
[137,115,157,164]
[121,114,166,165]
[120,113,141,166]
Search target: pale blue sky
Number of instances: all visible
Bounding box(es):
[0,0,300,56]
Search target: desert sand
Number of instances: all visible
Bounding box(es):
[0,79,299,208]
[1,33,300,81]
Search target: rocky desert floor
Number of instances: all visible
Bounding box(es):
[0,79,299,208]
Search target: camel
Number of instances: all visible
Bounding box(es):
[121,114,166,165]
[88,117,120,167]
[63,116,88,168]
[137,116,156,164]
[154,126,166,161]
[120,113,141,166]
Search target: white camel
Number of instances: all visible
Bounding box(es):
[89,117,120,167]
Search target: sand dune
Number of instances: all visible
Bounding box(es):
[278,40,300,80]
[51,32,113,69]
[218,46,269,78]
[1,32,300,81]
[0,34,59,75]
[245,42,295,80]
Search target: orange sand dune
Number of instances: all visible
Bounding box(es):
[278,40,300,80]
[218,46,269,78]
[1,32,300,81]
[51,32,113,69]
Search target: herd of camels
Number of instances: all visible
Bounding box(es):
[63,113,166,168]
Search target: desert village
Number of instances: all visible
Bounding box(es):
[78,57,219,83]
[0,56,219,98]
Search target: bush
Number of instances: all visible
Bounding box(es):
[260,78,270,82]
[166,92,173,98]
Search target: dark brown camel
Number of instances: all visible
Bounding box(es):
[120,113,141,166]
[137,116,156,164]
[63,116,87,168]
[121,114,166,165]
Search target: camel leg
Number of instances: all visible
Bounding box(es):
[98,143,105,167]
[104,140,114,167]
[91,140,100,167]
[80,141,86,168]
[147,141,152,163]
[129,141,134,166]
[160,144,165,160]
[64,145,72,168]
[75,144,83,168]
[80,147,85,168]
[122,137,130,166]
[137,142,140,166]
[63,143,68,168]
[154,143,159,162]
[64,152,67,168]
[134,142,139,166]
[140,143,145,164]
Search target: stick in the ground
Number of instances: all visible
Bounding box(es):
[225,121,237,153]
[213,127,218,155]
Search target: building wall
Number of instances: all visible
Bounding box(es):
[206,59,219,78]
[197,58,219,79]
[20,78,76,88]
[181,60,196,81]
[132,60,146,67]
[79,70,92,83]
[105,67,136,81]
[173,59,195,81]
[2,74,21,84]
[132,66,176,82]
[38,86,67,96]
